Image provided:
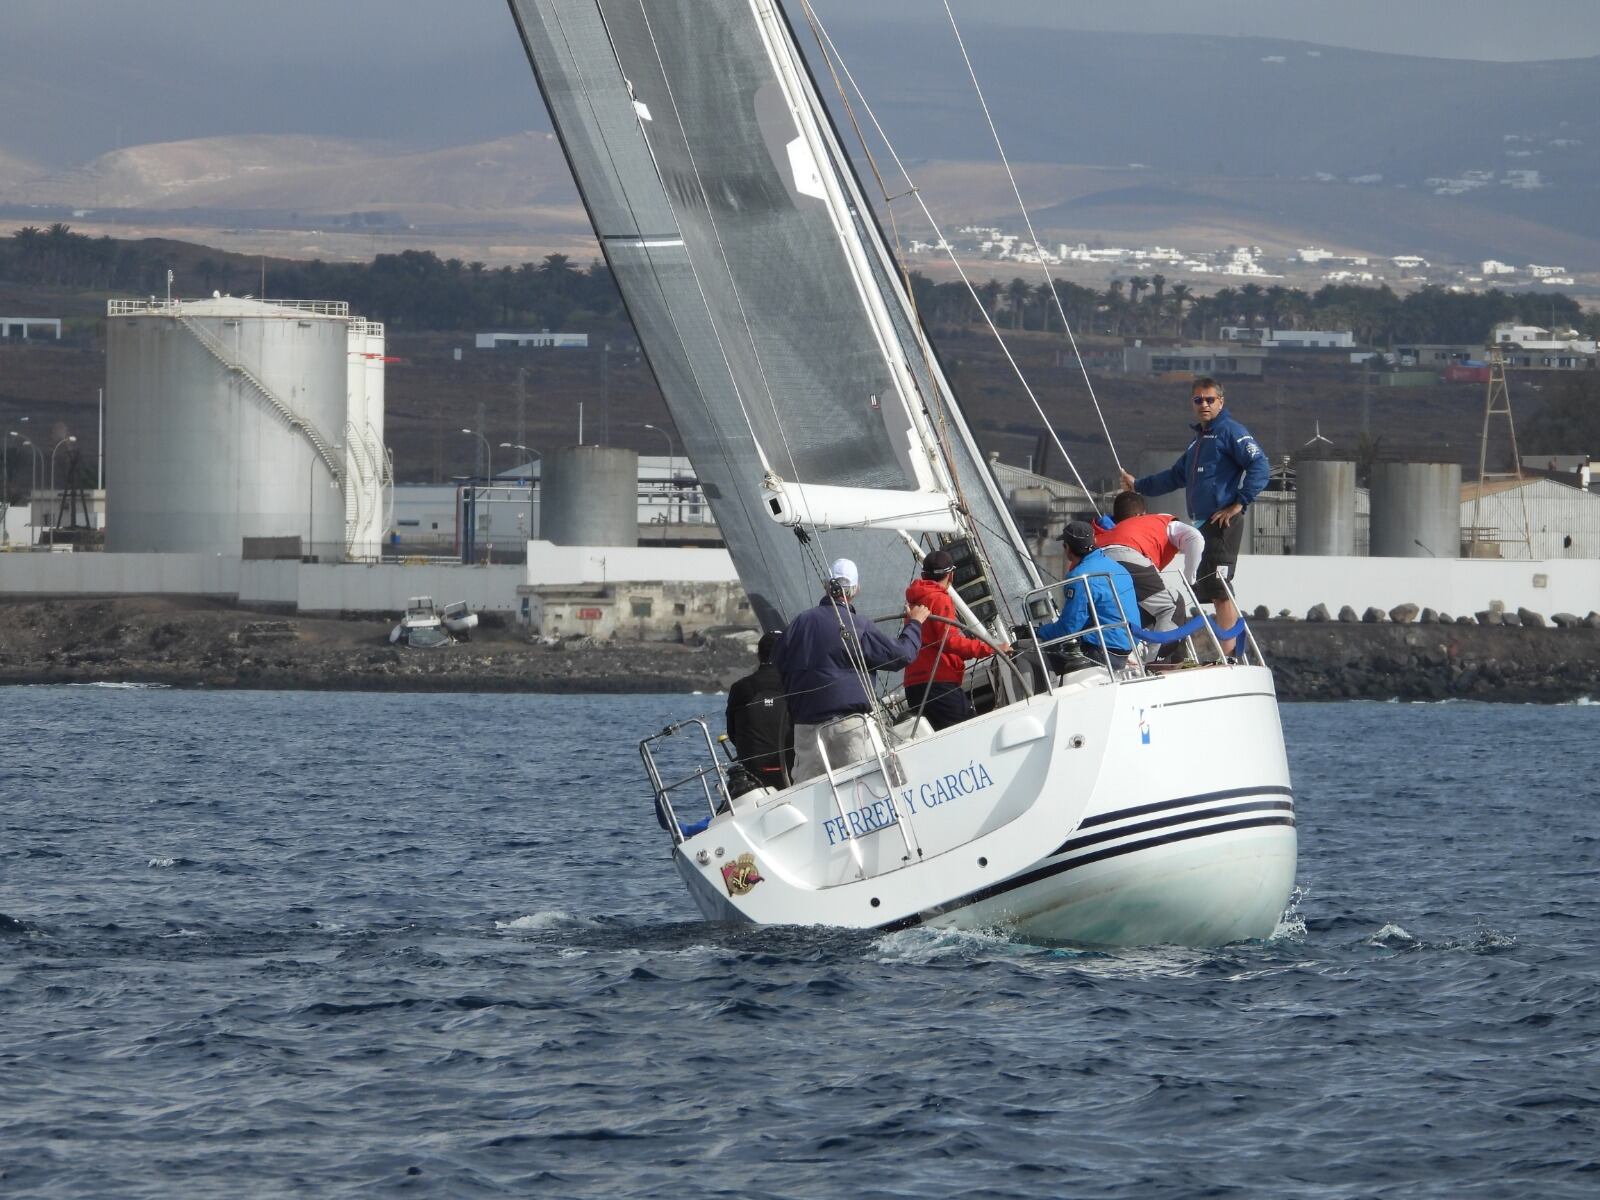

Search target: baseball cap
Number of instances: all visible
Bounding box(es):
[829,558,859,589]
[1059,521,1095,556]
[922,549,956,578]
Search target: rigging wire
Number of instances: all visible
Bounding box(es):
[939,0,1125,477]
[798,3,1105,517]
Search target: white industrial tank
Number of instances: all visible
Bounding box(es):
[345,318,391,559]
[105,297,379,558]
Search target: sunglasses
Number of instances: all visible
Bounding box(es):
[1191,394,1222,405]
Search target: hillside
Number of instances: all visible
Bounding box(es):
[2,27,1598,271]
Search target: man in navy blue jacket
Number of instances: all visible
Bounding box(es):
[774,558,929,781]
[1120,376,1268,655]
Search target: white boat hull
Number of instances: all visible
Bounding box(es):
[669,664,1295,947]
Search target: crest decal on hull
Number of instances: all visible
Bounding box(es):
[721,853,764,897]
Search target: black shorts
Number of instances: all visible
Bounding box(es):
[1194,516,1244,603]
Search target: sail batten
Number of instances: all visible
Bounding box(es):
[509,0,1039,627]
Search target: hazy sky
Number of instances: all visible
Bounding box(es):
[4,0,1599,166]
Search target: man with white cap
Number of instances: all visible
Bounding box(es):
[773,557,931,782]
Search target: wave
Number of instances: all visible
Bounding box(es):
[68,681,171,690]
[495,909,596,932]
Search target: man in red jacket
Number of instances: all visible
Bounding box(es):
[903,549,1009,729]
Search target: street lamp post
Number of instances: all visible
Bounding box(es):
[20,439,43,505]
[462,427,493,483]
[1,431,13,545]
[498,442,541,474]
[49,435,77,495]
[643,422,676,529]
[47,436,76,547]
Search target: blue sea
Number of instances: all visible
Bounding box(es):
[2,688,1597,1198]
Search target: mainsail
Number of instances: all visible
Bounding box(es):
[508,0,1040,628]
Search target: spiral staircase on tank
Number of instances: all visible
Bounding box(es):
[178,315,344,481]
[177,314,349,556]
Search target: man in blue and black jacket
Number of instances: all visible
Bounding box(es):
[1120,376,1268,655]
[1034,521,1140,670]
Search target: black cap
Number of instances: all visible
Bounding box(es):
[922,549,956,578]
[1060,520,1095,556]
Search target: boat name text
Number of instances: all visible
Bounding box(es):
[822,761,996,846]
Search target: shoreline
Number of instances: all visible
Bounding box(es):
[2,597,1598,702]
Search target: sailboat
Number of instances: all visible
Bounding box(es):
[507,0,1296,945]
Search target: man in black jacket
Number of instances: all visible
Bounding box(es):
[725,630,791,792]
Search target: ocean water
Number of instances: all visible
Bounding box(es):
[2,687,1596,1199]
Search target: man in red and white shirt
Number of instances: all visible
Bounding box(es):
[1093,491,1203,634]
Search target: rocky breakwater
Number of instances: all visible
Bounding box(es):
[1252,602,1600,702]
[0,597,756,694]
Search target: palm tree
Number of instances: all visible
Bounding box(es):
[1167,283,1193,337]
[1005,277,1031,330]
[1129,275,1149,309]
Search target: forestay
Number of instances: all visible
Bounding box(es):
[507,0,1040,628]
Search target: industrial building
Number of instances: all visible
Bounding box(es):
[103,296,389,560]
[1121,344,1267,377]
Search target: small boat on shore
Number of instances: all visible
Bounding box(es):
[389,596,475,648]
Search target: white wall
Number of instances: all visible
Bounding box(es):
[291,562,523,613]
[0,553,241,596]
[1242,554,1600,617]
[524,540,738,586]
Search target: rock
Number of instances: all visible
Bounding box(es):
[1252,605,1271,620]
[1337,605,1359,623]
[1306,603,1330,622]
[1500,611,1522,627]
[1389,604,1420,624]
[1517,608,1546,628]
[1362,607,1387,623]
[1436,611,1452,624]
[1476,610,1502,626]
[1552,612,1582,628]
[1420,608,1438,624]
[1276,609,1299,621]
[1587,612,1600,629]
[1457,615,1475,625]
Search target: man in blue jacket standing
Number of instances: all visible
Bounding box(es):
[774,558,930,782]
[1034,521,1141,670]
[1120,376,1268,656]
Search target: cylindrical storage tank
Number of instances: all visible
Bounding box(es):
[1369,461,1462,558]
[106,297,350,557]
[344,318,388,559]
[1136,448,1189,519]
[1295,459,1357,555]
[541,445,638,546]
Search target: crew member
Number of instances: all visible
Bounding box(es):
[1094,490,1204,635]
[1120,376,1268,655]
[773,558,929,781]
[724,630,791,793]
[1034,521,1140,670]
[903,548,1010,729]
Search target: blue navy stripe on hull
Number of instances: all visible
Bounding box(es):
[878,791,1295,933]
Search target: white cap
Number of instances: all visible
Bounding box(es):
[828,558,859,589]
